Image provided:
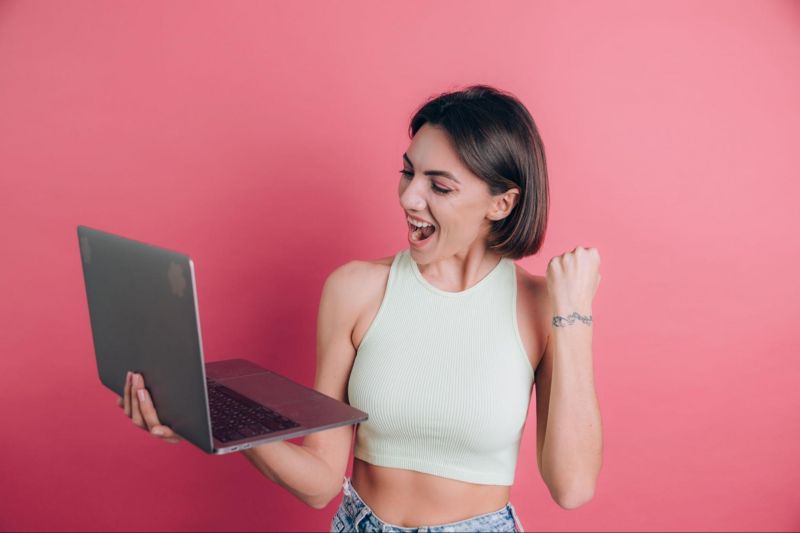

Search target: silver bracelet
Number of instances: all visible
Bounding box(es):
[552,311,593,327]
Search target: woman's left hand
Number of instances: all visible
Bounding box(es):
[546,246,602,316]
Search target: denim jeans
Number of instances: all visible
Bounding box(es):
[330,477,525,532]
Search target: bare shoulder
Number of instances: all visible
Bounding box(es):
[326,255,393,288]
[324,254,395,348]
[313,254,395,392]
[346,255,394,346]
[332,255,394,291]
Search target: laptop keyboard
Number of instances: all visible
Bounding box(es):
[206,380,301,443]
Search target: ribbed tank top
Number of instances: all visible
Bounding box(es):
[347,248,535,486]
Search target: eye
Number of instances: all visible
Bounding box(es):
[398,170,451,195]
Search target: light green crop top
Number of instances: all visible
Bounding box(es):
[347,248,535,486]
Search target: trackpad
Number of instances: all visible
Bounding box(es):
[221,372,330,417]
[205,358,268,380]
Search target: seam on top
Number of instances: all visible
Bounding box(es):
[511,263,536,382]
[407,249,508,298]
[354,449,515,485]
[355,250,401,354]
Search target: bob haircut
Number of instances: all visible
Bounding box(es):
[408,84,549,260]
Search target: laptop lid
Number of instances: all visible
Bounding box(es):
[77,225,215,453]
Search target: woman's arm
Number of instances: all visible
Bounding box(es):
[537,246,603,509]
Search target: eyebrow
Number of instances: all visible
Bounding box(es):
[403,153,461,184]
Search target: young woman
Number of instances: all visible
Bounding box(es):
[119,85,603,532]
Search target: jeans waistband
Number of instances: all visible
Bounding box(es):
[341,476,525,532]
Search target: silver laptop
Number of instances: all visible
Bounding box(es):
[77,225,367,455]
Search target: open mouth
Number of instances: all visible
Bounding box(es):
[408,221,436,243]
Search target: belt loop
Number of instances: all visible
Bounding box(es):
[354,507,371,531]
[508,502,525,532]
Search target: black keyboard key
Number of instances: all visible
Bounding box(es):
[226,429,246,440]
[239,426,260,438]
[249,423,269,433]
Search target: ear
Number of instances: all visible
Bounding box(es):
[488,187,520,221]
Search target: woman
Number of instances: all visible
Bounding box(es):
[120,84,603,532]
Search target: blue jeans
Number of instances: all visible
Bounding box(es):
[330,477,525,532]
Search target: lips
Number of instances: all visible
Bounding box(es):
[405,212,435,226]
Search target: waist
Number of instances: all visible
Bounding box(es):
[351,457,511,527]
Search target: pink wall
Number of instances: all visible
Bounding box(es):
[1,0,798,531]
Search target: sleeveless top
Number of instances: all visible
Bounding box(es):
[347,248,535,486]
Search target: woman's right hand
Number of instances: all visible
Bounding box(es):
[117,371,183,444]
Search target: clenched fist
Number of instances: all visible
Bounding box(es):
[546,246,601,323]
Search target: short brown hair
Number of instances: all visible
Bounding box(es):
[408,84,549,260]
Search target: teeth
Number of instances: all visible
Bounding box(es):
[407,216,433,228]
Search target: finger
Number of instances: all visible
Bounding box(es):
[131,373,145,429]
[137,387,163,433]
[123,371,132,417]
[151,424,183,442]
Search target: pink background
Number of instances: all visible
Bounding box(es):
[1,1,799,531]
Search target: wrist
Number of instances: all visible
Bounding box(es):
[551,309,593,328]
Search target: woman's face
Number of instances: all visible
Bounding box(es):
[399,123,516,260]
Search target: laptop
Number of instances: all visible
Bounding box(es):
[77,225,368,455]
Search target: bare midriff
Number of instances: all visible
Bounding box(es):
[350,457,511,528]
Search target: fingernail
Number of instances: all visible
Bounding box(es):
[152,428,164,436]
[137,389,146,402]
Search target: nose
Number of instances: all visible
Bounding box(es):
[399,175,427,212]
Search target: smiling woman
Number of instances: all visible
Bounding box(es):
[400,85,550,261]
[321,85,565,532]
